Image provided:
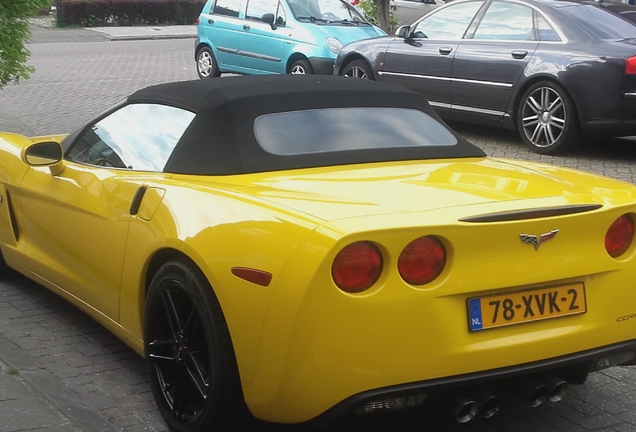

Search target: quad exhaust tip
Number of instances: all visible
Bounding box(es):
[449,375,569,423]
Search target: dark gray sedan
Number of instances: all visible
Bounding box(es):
[335,0,636,154]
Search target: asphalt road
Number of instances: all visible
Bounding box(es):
[2,35,636,432]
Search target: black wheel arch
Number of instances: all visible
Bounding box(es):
[195,42,213,61]
[337,54,376,80]
[286,54,311,73]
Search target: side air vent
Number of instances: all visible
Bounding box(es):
[459,204,602,223]
[6,191,20,241]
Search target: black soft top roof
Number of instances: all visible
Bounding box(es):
[127,75,485,175]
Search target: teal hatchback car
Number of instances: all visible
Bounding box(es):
[194,0,385,77]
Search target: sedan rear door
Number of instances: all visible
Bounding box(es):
[381,1,484,116]
[450,1,539,123]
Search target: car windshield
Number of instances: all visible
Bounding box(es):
[563,3,636,38]
[288,0,368,23]
[254,107,458,155]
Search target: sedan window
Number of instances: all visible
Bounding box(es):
[67,104,195,172]
[473,2,534,40]
[254,107,457,155]
[411,1,482,39]
[569,4,636,39]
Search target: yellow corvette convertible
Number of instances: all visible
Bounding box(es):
[1,75,636,431]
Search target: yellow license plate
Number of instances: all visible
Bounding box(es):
[467,282,586,332]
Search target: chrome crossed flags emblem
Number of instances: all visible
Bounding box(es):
[520,230,559,250]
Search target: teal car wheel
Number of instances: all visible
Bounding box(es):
[197,46,221,79]
[290,59,314,75]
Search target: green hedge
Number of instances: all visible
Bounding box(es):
[58,0,206,26]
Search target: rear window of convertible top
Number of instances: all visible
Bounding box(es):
[254,107,458,156]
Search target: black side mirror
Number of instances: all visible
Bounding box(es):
[396,25,411,38]
[262,13,276,29]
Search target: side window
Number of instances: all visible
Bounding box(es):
[536,12,561,41]
[412,1,482,39]
[246,0,280,20]
[66,104,195,172]
[473,2,534,40]
[214,0,241,17]
[276,3,287,25]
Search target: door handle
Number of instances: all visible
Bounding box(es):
[208,18,214,24]
[243,24,251,30]
[512,50,528,59]
[439,47,453,55]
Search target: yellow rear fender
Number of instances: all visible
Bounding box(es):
[118,184,320,382]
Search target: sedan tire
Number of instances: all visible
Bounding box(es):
[517,81,580,155]
[341,59,374,80]
[196,46,221,79]
[144,260,244,432]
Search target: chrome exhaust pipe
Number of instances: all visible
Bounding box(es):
[523,379,549,407]
[499,379,548,407]
[477,392,501,418]
[448,396,479,423]
[538,375,569,402]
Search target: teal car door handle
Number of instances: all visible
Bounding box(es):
[243,24,251,30]
[207,18,214,24]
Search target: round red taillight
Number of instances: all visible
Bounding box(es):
[398,236,446,285]
[332,242,382,293]
[605,214,634,258]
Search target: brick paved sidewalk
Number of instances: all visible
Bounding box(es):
[0,358,82,432]
[0,272,166,432]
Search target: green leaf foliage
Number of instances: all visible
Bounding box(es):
[359,0,396,34]
[0,0,50,88]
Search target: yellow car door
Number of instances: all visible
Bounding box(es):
[15,102,196,322]
[17,163,143,321]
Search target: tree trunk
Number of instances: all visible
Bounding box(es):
[372,0,391,33]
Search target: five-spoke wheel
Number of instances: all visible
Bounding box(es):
[145,261,243,431]
[517,81,579,154]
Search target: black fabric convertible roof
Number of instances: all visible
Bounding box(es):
[127,75,485,175]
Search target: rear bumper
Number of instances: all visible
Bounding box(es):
[581,93,636,137]
[307,339,636,428]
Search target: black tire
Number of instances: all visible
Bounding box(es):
[0,252,8,276]
[289,58,314,74]
[144,260,244,432]
[516,80,580,155]
[341,59,374,80]
[196,46,221,79]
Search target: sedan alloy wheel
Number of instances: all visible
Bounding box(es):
[517,81,579,154]
[342,59,374,80]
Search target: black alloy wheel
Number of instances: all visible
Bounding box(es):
[144,260,243,432]
[290,58,314,74]
[341,59,374,80]
[196,46,221,79]
[517,80,580,155]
